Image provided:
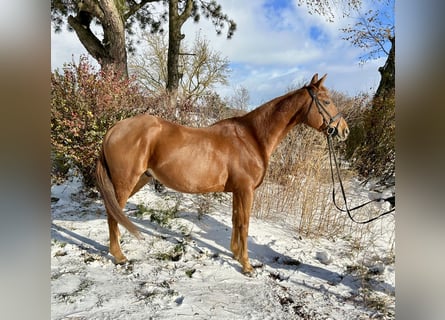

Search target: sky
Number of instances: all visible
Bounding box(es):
[51,0,393,107]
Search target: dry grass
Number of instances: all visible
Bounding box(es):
[253,124,350,238]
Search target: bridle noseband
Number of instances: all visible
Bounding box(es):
[306,87,342,137]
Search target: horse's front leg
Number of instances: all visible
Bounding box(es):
[231,189,254,274]
[230,211,240,260]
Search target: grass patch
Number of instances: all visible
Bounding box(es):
[150,205,179,228]
[155,242,185,262]
[134,197,181,228]
[185,268,196,278]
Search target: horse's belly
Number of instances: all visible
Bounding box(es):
[149,160,228,193]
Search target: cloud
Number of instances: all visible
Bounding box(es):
[183,1,325,66]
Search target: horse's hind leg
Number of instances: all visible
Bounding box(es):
[107,215,127,263]
[108,172,148,264]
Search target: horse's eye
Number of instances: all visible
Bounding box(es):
[324,100,330,105]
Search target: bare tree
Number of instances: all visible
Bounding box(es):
[227,86,250,111]
[167,0,236,93]
[341,2,394,61]
[340,1,394,99]
[298,0,394,98]
[130,33,169,92]
[130,32,230,102]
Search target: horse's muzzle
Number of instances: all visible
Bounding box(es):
[337,127,349,141]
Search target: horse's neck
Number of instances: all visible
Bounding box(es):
[241,89,308,159]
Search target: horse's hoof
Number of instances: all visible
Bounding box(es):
[242,268,257,277]
[113,256,128,265]
[241,263,256,276]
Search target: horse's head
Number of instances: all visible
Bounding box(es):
[304,73,349,141]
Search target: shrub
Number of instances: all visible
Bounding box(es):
[51,56,148,187]
[343,93,395,182]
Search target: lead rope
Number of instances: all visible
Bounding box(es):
[327,135,395,224]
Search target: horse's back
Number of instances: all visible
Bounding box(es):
[105,114,160,139]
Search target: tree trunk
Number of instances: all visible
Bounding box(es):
[68,0,128,78]
[362,35,395,183]
[166,0,194,94]
[166,2,182,93]
[375,36,395,100]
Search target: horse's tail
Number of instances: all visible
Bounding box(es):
[95,149,142,239]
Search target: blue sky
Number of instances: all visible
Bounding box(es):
[51,0,393,106]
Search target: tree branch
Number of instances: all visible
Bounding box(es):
[361,16,389,56]
[124,0,158,21]
[197,0,236,38]
[179,0,194,25]
[68,15,109,60]
[79,0,105,21]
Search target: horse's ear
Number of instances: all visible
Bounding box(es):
[314,73,327,88]
[310,73,319,85]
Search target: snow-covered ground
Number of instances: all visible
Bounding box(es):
[51,174,395,319]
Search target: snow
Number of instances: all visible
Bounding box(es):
[51,174,395,319]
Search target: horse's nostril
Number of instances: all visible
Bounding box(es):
[345,128,350,136]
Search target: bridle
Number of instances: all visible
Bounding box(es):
[306,87,395,224]
[306,87,343,137]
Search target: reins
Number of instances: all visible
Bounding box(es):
[326,135,395,224]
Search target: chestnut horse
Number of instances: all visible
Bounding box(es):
[96,73,349,274]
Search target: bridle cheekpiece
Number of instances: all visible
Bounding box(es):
[306,87,342,137]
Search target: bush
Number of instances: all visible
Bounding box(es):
[336,92,371,160]
[51,56,148,187]
[343,93,395,182]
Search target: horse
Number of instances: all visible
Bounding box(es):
[95,73,349,274]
